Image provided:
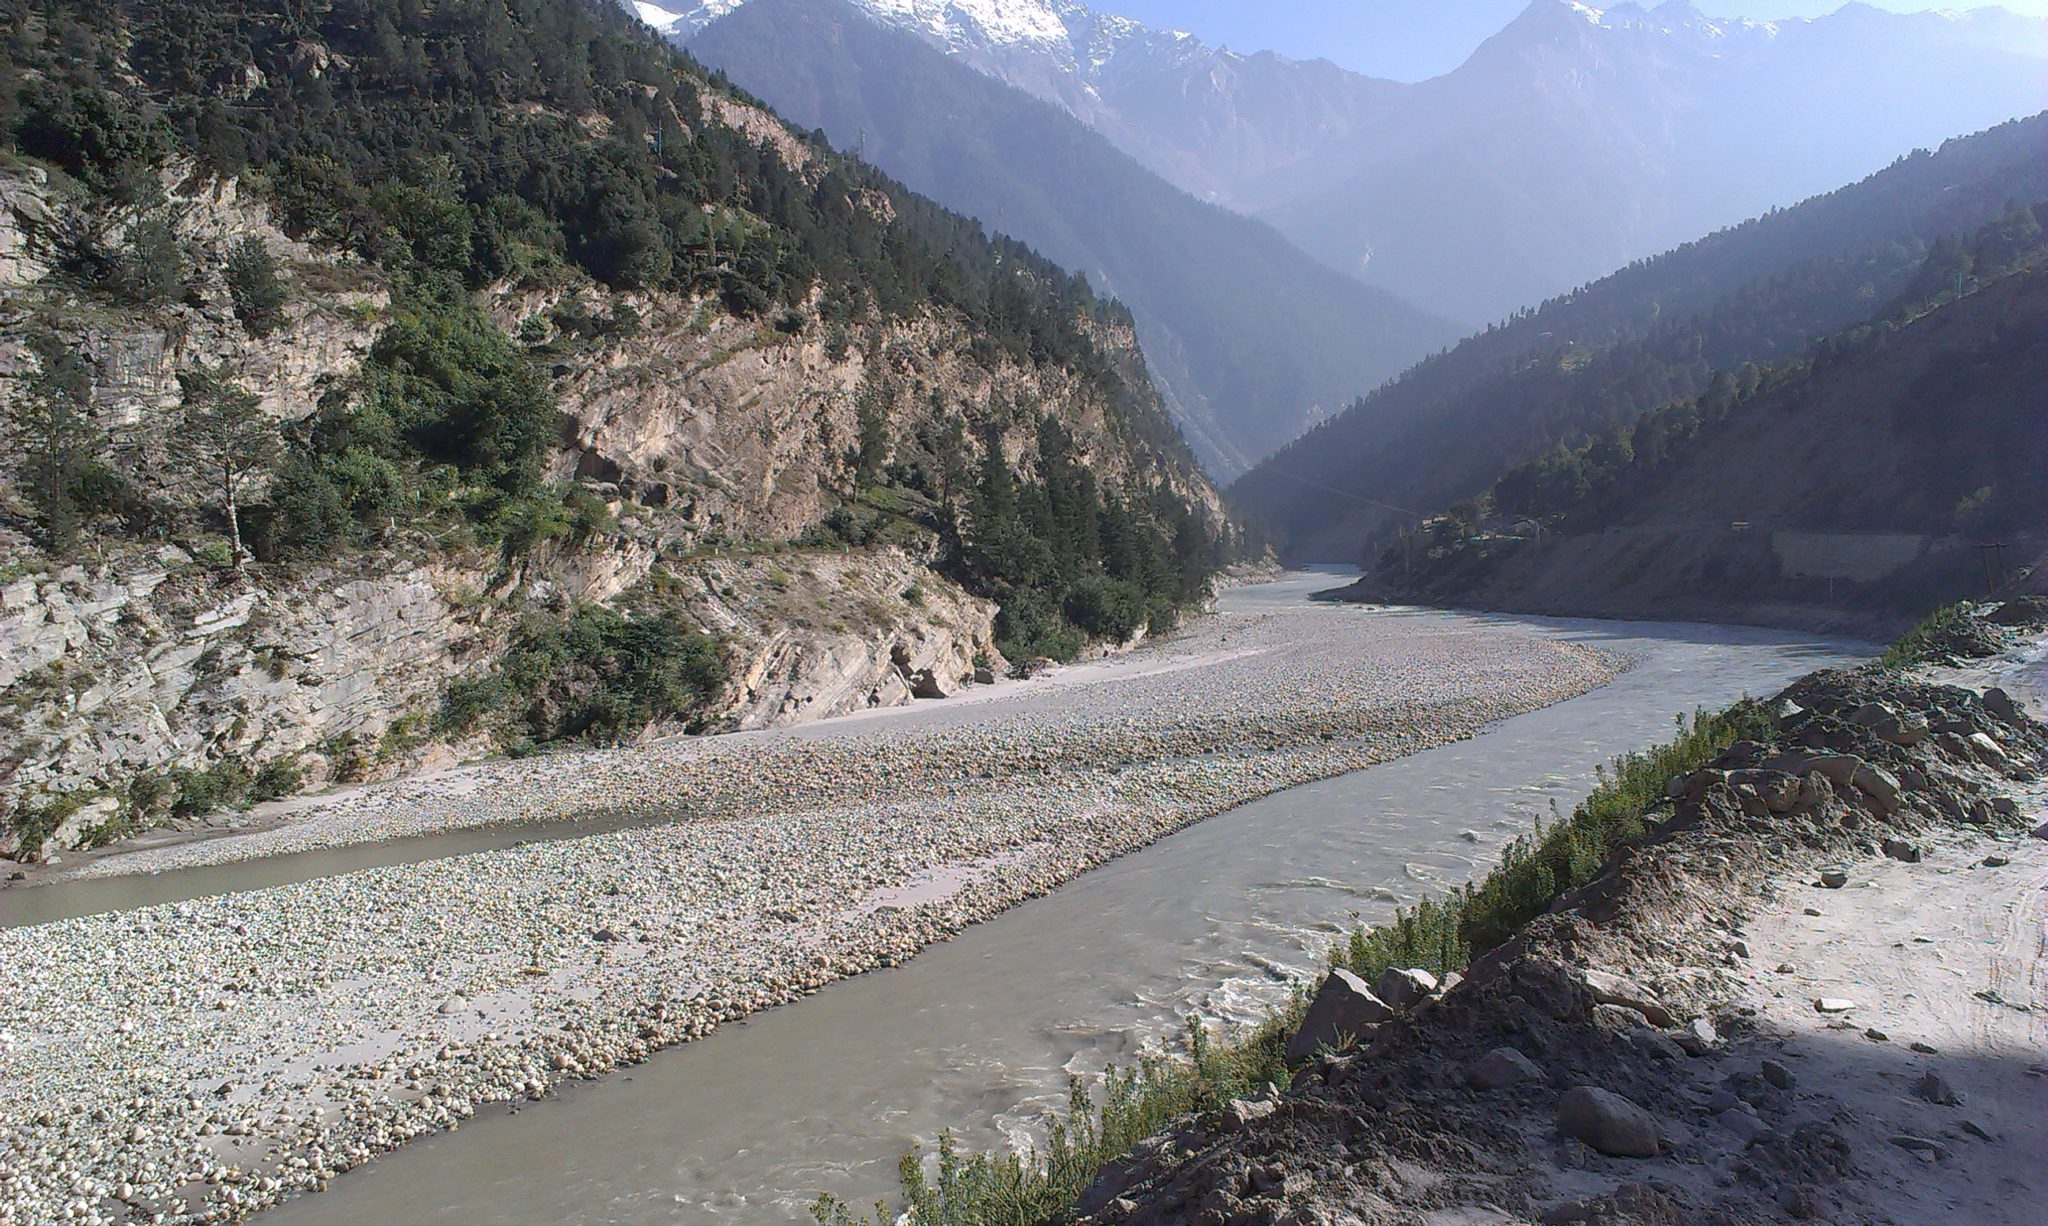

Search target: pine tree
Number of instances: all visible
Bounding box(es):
[173,364,279,569]
[5,331,104,552]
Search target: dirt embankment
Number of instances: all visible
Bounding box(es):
[1074,611,2048,1225]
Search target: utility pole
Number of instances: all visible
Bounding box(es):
[1976,541,2009,594]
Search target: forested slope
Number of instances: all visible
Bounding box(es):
[1336,221,2048,633]
[0,0,1236,857]
[1231,114,2048,561]
[685,0,1459,476]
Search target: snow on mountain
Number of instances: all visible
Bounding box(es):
[632,0,1188,78]
[630,0,693,28]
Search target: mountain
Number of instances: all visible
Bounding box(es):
[650,0,1399,205]
[1332,247,2048,634]
[1262,0,2048,322]
[679,0,1460,477]
[1229,114,2048,561]
[0,0,1237,852]
[644,0,2048,327]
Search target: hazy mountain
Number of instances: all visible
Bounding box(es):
[642,0,2048,327]
[1262,0,2048,322]
[1229,114,2048,561]
[682,0,1460,476]
[1333,256,2048,633]
[645,0,1401,204]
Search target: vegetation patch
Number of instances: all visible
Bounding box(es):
[440,604,726,749]
[811,1013,1297,1226]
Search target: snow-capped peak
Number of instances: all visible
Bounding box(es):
[862,0,1072,49]
[624,0,1189,74]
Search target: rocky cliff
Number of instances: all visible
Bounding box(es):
[0,0,1226,860]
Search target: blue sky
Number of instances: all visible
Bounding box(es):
[1103,2,2048,80]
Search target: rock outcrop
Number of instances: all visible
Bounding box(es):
[0,93,1222,857]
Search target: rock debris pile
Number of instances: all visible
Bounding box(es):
[1074,619,2047,1226]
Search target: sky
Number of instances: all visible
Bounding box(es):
[1100,1,2048,80]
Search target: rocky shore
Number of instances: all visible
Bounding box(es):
[1071,609,2047,1226]
[0,601,1616,1225]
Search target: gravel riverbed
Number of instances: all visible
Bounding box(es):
[0,601,1619,1225]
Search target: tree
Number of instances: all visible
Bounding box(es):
[173,365,278,568]
[5,331,104,552]
[224,237,288,337]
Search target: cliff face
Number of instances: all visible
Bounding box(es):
[0,72,1209,858]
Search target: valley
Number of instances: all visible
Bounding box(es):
[0,574,1875,1223]
[2,1,2044,1224]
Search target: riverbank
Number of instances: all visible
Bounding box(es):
[1055,607,2048,1226]
[0,587,1619,1225]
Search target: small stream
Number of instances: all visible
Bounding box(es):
[225,582,1861,1223]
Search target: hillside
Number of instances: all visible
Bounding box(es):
[1334,253,2048,635]
[1230,114,2048,562]
[681,0,1458,476]
[0,0,1235,860]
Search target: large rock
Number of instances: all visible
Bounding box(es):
[1286,969,1393,1064]
[1852,763,1904,814]
[1373,966,1440,1011]
[1468,1047,1542,1091]
[1764,752,1860,790]
[1556,1086,1661,1157]
[1726,769,1801,813]
[1582,969,1677,1028]
[1876,714,1930,747]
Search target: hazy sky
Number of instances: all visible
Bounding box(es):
[1103,1,2048,80]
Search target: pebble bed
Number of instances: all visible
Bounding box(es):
[0,606,1618,1225]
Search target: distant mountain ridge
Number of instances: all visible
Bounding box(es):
[633,0,2048,324]
[681,0,1461,477]
[1230,113,2048,561]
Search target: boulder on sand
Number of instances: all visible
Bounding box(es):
[1556,1086,1661,1157]
[1286,969,1393,1064]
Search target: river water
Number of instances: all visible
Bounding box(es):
[235,577,1862,1224]
[10,575,1865,1223]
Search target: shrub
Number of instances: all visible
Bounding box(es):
[168,757,253,819]
[224,237,288,336]
[440,605,725,746]
[1877,602,1975,670]
[1062,574,1145,643]
[812,1011,1296,1226]
[1334,700,1774,979]
[249,756,303,803]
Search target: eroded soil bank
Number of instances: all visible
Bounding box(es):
[1074,609,2046,1226]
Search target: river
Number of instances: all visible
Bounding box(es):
[213,576,1860,1223]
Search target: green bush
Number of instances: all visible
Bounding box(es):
[813,1012,1296,1226]
[1335,700,1774,980]
[7,792,88,861]
[1062,575,1146,643]
[249,756,303,803]
[168,757,253,819]
[1877,602,1973,670]
[440,605,726,746]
